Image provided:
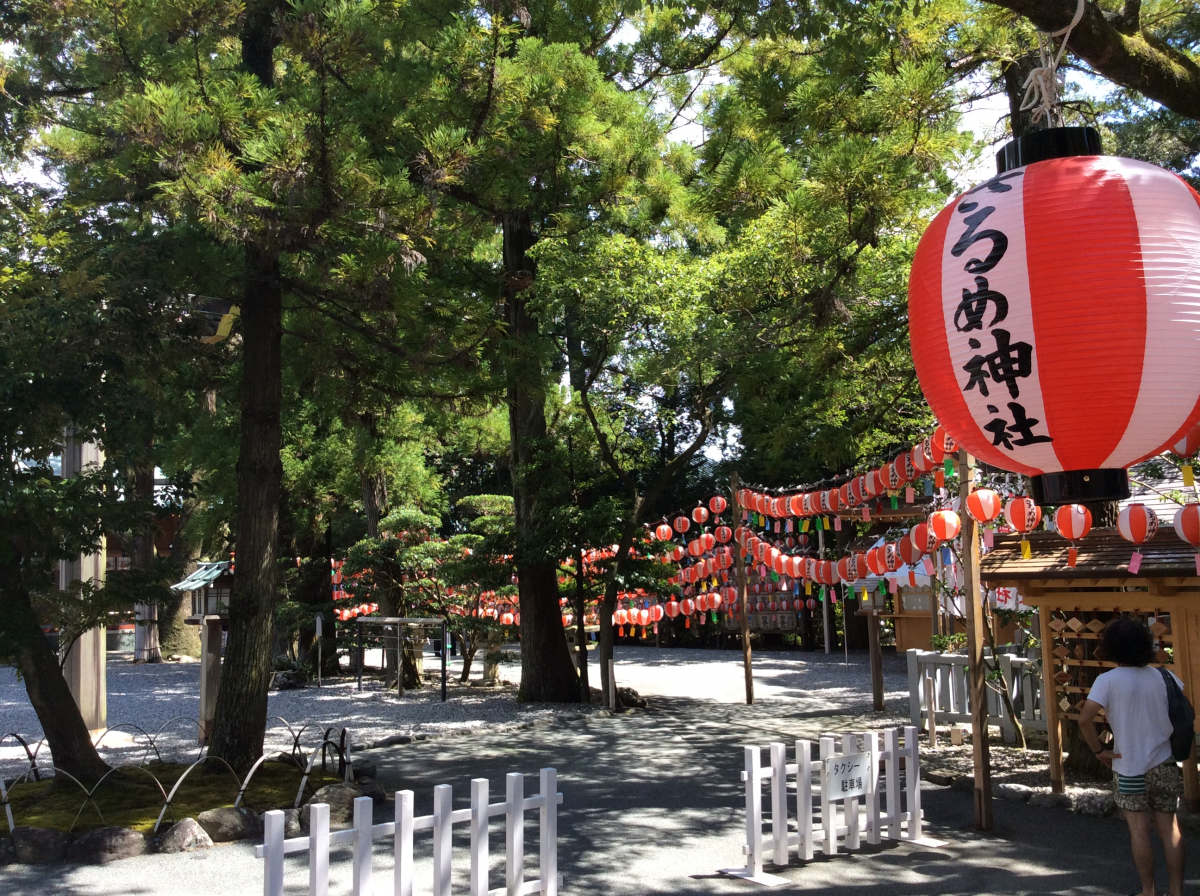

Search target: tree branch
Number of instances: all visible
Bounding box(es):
[980,0,1200,120]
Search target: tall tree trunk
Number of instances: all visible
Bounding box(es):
[208,243,284,774]
[362,469,388,539]
[5,558,110,785]
[502,210,578,703]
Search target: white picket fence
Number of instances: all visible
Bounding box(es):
[723,727,935,886]
[258,768,563,896]
[907,649,1047,743]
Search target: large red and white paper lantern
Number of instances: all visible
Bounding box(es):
[909,128,1200,504]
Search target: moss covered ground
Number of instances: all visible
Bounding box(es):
[4,758,341,834]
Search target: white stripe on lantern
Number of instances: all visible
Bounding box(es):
[1102,157,1200,467]
[939,169,1061,473]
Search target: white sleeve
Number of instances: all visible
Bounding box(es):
[1088,671,1110,707]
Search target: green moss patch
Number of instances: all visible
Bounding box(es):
[5,759,341,834]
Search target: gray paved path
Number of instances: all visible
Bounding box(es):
[6,692,1200,895]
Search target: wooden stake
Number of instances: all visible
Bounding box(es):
[959,449,993,830]
[731,472,754,705]
[867,608,884,711]
[1037,605,1064,793]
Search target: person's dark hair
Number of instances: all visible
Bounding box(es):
[1101,616,1156,667]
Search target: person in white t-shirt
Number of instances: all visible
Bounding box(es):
[1079,616,1184,896]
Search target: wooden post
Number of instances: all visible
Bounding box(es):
[868,607,884,711]
[1038,605,1065,793]
[959,449,993,830]
[819,527,832,654]
[731,472,754,705]
[198,615,224,744]
[925,671,937,746]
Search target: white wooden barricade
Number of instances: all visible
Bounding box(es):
[907,649,1047,742]
[259,768,563,896]
[723,727,936,886]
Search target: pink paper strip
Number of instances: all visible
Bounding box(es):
[922,557,935,575]
[834,516,842,532]
[862,507,870,522]
[984,529,994,550]
[905,486,915,504]
[1129,551,1143,575]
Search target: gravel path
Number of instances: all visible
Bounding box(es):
[1,645,908,780]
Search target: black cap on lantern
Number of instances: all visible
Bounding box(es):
[992,126,1131,506]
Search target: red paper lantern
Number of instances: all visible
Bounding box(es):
[1174,424,1200,457]
[654,522,673,541]
[1054,504,1092,541]
[910,522,937,554]
[722,586,738,605]
[853,551,869,578]
[714,525,732,544]
[882,543,901,571]
[673,515,690,533]
[710,592,723,611]
[665,599,680,618]
[839,482,853,508]
[1174,504,1200,546]
[898,537,921,567]
[836,556,853,582]
[1118,504,1159,544]
[1004,496,1042,534]
[865,470,882,497]
[924,431,945,465]
[615,608,629,626]
[709,496,727,515]
[894,452,916,484]
[806,598,817,610]
[929,510,961,541]
[865,547,886,576]
[911,443,933,474]
[910,137,1200,505]
[501,612,514,625]
[650,604,665,622]
[692,505,710,525]
[965,488,1003,523]
[670,545,685,562]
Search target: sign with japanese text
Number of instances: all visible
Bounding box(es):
[824,752,871,801]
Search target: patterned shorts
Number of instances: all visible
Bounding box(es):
[1113,760,1183,813]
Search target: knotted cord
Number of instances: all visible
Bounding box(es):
[1019,0,1086,126]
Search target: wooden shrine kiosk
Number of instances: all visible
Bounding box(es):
[981,527,1200,802]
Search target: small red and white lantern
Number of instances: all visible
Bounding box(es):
[1052,504,1092,567]
[1118,503,1159,574]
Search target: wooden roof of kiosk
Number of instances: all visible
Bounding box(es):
[980,527,1200,801]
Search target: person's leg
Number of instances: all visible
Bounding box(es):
[1124,809,1158,896]
[1152,810,1184,896]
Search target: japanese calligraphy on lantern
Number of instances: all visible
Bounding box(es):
[940,169,1057,465]
[824,753,870,801]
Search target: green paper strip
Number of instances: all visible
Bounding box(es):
[944,458,954,476]
[890,495,898,509]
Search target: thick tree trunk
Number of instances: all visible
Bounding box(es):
[361,469,388,539]
[1002,54,1044,139]
[6,561,110,785]
[208,244,284,774]
[502,210,578,703]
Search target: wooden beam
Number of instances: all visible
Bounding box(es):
[1039,605,1065,793]
[959,450,993,830]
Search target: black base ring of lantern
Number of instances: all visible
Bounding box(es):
[996,126,1103,173]
[1029,469,1131,505]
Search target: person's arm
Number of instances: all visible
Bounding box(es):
[1078,699,1121,768]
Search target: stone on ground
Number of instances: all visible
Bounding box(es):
[357,776,387,804]
[1029,792,1073,810]
[301,783,362,831]
[616,686,647,709]
[66,826,147,864]
[13,826,69,864]
[995,783,1034,802]
[1073,792,1115,816]
[197,807,263,842]
[0,835,15,865]
[158,818,213,853]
